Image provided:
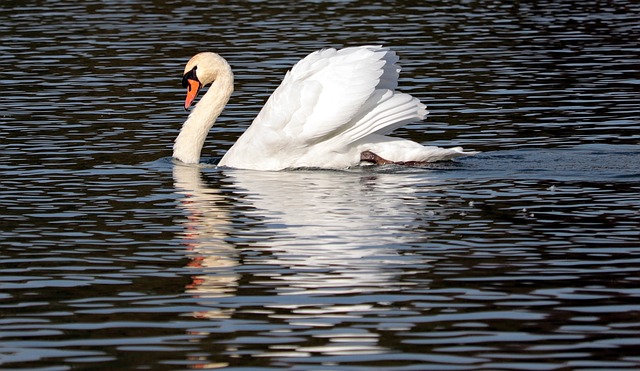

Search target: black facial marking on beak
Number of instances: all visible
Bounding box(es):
[182,66,198,88]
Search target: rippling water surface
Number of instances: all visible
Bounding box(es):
[1,0,640,370]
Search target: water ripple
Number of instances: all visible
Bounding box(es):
[2,0,640,369]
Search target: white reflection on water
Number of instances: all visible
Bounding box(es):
[173,164,238,320]
[174,164,436,296]
[222,168,434,295]
[173,165,439,363]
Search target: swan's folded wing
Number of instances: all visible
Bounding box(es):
[252,46,401,146]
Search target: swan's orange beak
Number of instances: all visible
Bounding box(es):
[184,78,201,110]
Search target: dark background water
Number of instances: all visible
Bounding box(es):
[1,0,640,370]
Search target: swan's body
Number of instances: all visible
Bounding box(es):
[174,46,476,170]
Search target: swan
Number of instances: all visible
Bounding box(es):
[173,45,477,170]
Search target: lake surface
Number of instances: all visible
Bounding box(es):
[1,0,640,370]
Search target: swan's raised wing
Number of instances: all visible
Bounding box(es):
[219,46,437,170]
[251,46,414,147]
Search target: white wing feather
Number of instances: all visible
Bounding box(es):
[219,45,474,170]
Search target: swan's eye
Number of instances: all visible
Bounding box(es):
[182,66,198,88]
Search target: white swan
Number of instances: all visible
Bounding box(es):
[173,45,476,170]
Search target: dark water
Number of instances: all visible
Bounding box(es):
[2,0,640,370]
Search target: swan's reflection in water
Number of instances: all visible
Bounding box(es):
[173,165,435,365]
[175,165,434,297]
[174,166,436,296]
[226,168,431,296]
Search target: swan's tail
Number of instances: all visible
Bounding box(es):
[360,135,479,164]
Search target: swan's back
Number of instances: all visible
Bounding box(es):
[219,46,433,170]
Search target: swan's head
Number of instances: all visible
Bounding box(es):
[182,52,232,110]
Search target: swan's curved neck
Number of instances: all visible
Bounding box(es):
[173,71,233,164]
